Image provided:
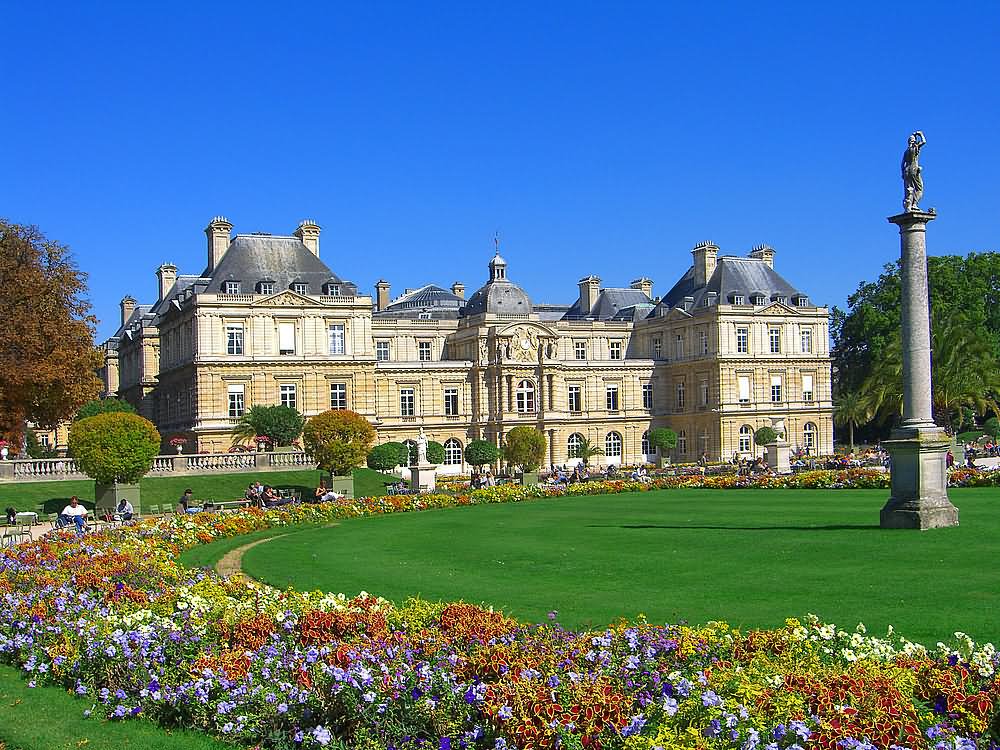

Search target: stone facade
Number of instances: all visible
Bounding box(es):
[102,220,833,470]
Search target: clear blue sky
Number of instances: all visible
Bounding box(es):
[3,2,998,341]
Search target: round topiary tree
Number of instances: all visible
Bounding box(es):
[426,440,445,465]
[367,442,408,472]
[648,428,678,464]
[465,439,500,469]
[74,397,136,421]
[503,426,547,474]
[754,426,780,446]
[68,412,161,514]
[232,405,305,449]
[303,410,376,498]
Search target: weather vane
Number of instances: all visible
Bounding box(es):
[493,231,501,255]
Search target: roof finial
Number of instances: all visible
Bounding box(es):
[493,231,501,256]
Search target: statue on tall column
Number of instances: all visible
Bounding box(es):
[902,131,927,212]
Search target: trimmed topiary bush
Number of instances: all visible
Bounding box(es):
[503,426,547,472]
[68,412,160,484]
[426,440,445,465]
[303,410,376,478]
[367,442,408,472]
[232,405,305,448]
[755,426,780,446]
[465,439,500,469]
[74,397,136,422]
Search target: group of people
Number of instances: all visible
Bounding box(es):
[470,468,497,489]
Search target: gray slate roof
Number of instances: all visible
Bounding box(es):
[202,235,358,296]
[375,284,463,320]
[656,256,804,315]
[462,278,533,316]
[563,288,652,320]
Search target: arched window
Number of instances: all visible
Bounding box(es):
[516,380,535,413]
[803,422,817,453]
[641,430,651,456]
[677,430,687,455]
[605,431,623,458]
[443,438,463,465]
[738,425,753,453]
[567,432,584,459]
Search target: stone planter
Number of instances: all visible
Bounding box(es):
[95,482,142,516]
[519,471,540,486]
[329,474,355,499]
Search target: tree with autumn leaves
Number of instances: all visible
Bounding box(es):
[0,220,102,446]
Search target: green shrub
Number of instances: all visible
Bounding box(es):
[68,412,161,484]
[426,440,445,465]
[231,405,305,447]
[74,397,136,421]
[303,410,376,477]
[648,428,678,454]
[465,440,500,468]
[754,426,780,446]
[367,442,408,472]
[503,426,547,472]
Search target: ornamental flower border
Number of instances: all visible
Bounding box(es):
[2,475,999,750]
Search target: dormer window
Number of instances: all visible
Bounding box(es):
[223,281,241,294]
[794,295,809,306]
[732,295,745,305]
[257,281,274,295]
[292,283,308,295]
[752,295,767,306]
[774,295,788,305]
[324,284,341,296]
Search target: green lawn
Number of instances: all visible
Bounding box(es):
[0,467,393,514]
[238,487,1000,645]
[0,664,233,750]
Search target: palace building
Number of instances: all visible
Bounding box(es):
[101,217,833,470]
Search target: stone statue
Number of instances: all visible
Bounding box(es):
[416,427,428,465]
[902,131,927,212]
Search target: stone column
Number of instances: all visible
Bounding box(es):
[880,210,958,529]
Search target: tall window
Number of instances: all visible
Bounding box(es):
[292,282,308,295]
[444,387,459,416]
[610,341,622,360]
[567,433,584,460]
[280,383,297,410]
[228,384,245,418]
[739,425,753,453]
[642,383,653,410]
[700,379,709,407]
[568,385,582,413]
[641,430,651,456]
[375,341,390,361]
[675,335,684,360]
[803,422,817,452]
[224,280,241,294]
[771,374,782,402]
[400,388,415,417]
[418,342,432,361]
[443,438,463,465]
[802,374,814,402]
[226,324,244,355]
[278,322,295,355]
[605,431,623,458]
[677,430,687,455]
[574,341,587,360]
[653,338,662,359]
[516,380,536,413]
[738,375,751,404]
[675,381,685,409]
[801,329,813,354]
[330,383,347,409]
[700,330,709,355]
[328,324,345,355]
[736,327,748,354]
[605,385,619,412]
[769,328,781,353]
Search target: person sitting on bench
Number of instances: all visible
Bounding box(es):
[58,496,88,535]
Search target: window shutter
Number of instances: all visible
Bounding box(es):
[738,376,750,401]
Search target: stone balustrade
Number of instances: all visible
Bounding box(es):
[0,451,318,484]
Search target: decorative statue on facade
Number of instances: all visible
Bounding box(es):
[902,131,926,212]
[416,427,428,465]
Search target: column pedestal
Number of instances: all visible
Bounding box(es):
[881,426,957,529]
[765,441,791,474]
[409,463,438,493]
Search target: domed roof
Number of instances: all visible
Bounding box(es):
[462,252,532,316]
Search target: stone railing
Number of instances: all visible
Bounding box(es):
[0,452,318,484]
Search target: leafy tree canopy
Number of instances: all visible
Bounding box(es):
[303,410,376,477]
[367,442,408,472]
[231,405,305,447]
[648,428,678,453]
[464,439,500,468]
[503,426,547,472]
[75,398,136,421]
[0,220,102,441]
[754,426,779,446]
[68,412,161,484]
[426,440,445,465]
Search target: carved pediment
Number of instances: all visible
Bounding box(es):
[754,301,800,315]
[252,290,312,307]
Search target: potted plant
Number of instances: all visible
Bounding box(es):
[302,409,376,499]
[503,426,547,485]
[231,405,305,451]
[648,428,678,468]
[169,436,188,454]
[68,412,160,515]
[464,440,500,472]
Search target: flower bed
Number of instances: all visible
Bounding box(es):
[2,482,999,749]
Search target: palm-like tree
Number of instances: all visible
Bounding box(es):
[833,391,870,453]
[572,437,604,466]
[861,311,1000,434]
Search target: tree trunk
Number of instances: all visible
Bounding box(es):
[849,421,855,454]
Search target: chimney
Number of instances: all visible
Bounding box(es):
[205,216,233,272]
[120,295,137,326]
[451,281,465,300]
[577,275,601,316]
[749,243,775,268]
[294,220,321,256]
[630,277,653,298]
[375,279,391,311]
[691,241,719,288]
[156,263,177,303]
